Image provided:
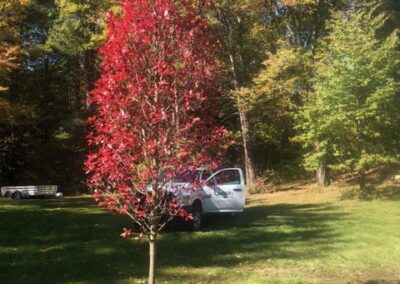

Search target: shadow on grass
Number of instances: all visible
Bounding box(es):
[0,198,347,283]
[161,203,346,268]
[0,198,144,284]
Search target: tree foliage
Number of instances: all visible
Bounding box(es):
[221,0,343,180]
[0,0,29,92]
[297,5,400,190]
[1,0,400,197]
[85,0,227,282]
[0,0,117,188]
[212,0,270,185]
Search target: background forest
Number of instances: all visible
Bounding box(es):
[1,0,400,194]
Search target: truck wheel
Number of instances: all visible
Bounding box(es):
[13,192,22,200]
[190,203,202,231]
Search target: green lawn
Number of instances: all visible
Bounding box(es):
[1,189,400,284]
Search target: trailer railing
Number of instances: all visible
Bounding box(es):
[1,185,58,199]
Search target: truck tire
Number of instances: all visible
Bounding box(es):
[13,191,22,200]
[190,202,202,231]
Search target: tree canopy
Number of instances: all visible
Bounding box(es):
[0,0,399,193]
[297,4,400,190]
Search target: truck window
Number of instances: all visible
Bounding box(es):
[201,170,212,181]
[214,170,241,185]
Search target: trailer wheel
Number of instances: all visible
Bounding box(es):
[190,202,202,231]
[12,192,22,200]
[4,192,11,198]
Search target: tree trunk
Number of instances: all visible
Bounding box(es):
[238,105,255,186]
[358,170,366,192]
[148,233,156,284]
[316,164,330,187]
[227,50,256,186]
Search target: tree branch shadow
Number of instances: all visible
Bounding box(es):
[0,198,348,283]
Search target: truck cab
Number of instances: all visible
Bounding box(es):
[171,168,246,230]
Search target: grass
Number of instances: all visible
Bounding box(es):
[1,188,400,284]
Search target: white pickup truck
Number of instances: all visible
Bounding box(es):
[1,185,58,199]
[167,168,246,229]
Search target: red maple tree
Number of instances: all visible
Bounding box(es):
[85,0,227,282]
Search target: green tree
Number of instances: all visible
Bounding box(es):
[229,0,343,183]
[297,5,400,191]
[248,47,313,176]
[46,0,118,97]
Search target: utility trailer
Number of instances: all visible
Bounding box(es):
[1,185,58,199]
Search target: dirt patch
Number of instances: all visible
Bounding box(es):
[254,266,400,284]
[351,268,400,284]
[246,182,343,205]
[254,266,344,283]
[315,268,400,284]
[247,168,400,204]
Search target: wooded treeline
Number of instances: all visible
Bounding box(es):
[1,0,399,193]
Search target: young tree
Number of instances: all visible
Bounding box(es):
[297,5,400,192]
[85,0,227,283]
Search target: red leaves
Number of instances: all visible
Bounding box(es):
[119,204,129,214]
[142,18,156,29]
[154,60,166,71]
[149,110,167,125]
[138,210,146,218]
[145,194,154,204]
[180,117,201,132]
[86,0,228,237]
[178,209,193,221]
[120,228,132,238]
[97,197,117,211]
[192,117,201,124]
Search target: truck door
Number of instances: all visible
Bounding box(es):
[202,168,245,212]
